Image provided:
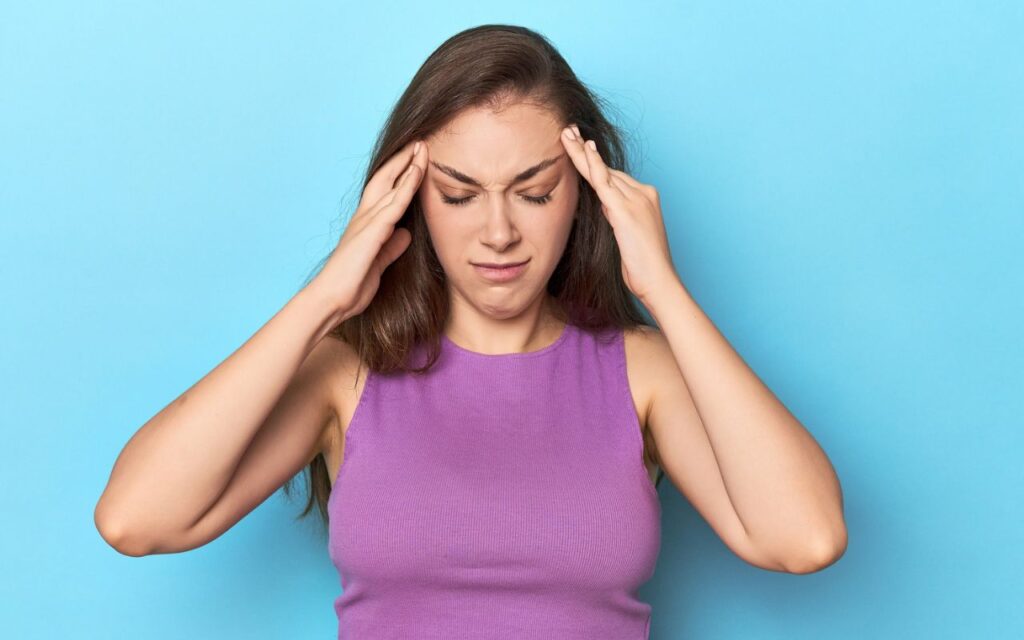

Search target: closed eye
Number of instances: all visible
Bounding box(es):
[441,192,553,207]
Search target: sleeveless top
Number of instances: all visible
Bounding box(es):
[326,321,662,639]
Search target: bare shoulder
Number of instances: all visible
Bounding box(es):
[622,324,673,426]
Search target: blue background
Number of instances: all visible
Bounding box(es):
[2,2,1021,638]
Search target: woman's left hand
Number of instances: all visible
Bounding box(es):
[560,124,680,306]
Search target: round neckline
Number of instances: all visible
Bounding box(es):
[442,321,573,360]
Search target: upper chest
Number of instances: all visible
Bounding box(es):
[321,328,660,486]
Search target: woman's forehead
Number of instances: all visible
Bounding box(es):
[427,152,566,188]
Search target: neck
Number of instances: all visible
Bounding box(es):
[444,294,565,355]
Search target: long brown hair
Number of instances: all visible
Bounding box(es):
[283,24,665,535]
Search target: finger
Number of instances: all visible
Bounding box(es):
[368,144,426,222]
[609,171,639,197]
[374,226,412,273]
[361,140,421,208]
[581,138,629,204]
[609,168,644,192]
[561,125,630,201]
[560,125,594,184]
[611,169,660,205]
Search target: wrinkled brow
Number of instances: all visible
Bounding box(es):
[429,154,564,188]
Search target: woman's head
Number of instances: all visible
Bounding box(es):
[418,102,578,323]
[290,24,654,528]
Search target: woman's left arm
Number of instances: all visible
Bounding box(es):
[644,277,848,573]
[560,124,848,573]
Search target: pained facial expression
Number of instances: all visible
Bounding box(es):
[417,103,579,319]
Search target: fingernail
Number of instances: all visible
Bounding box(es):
[572,124,581,137]
[413,141,421,155]
[586,140,597,151]
[563,126,576,141]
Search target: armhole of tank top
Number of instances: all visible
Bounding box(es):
[616,328,660,501]
[334,364,375,490]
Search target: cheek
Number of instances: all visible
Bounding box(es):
[545,193,579,238]
[420,203,470,265]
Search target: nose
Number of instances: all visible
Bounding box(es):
[478,196,520,251]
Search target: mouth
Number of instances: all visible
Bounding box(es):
[471,258,530,282]
[471,259,530,269]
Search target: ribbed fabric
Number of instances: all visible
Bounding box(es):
[326,321,662,639]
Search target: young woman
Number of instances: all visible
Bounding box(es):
[95,24,846,639]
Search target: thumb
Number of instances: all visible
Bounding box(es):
[376,227,412,271]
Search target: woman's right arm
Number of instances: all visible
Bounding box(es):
[94,282,350,556]
[94,137,428,556]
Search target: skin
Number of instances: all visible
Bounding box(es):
[417,103,578,354]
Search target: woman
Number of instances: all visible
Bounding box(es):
[95,24,847,639]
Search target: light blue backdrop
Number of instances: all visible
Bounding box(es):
[2,2,1020,638]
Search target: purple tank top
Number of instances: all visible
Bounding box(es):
[326,321,661,639]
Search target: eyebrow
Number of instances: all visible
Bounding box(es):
[428,154,564,188]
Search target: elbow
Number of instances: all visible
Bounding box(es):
[96,519,154,557]
[785,527,848,574]
[94,503,155,558]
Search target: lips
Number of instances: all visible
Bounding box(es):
[472,259,529,268]
[472,258,530,282]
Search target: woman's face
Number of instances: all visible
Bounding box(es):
[417,103,579,319]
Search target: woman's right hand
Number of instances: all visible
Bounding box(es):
[314,139,428,322]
